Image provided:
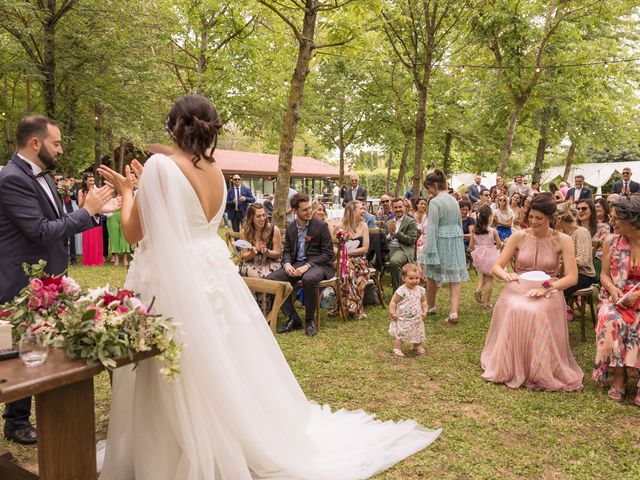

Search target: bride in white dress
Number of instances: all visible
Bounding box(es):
[97,95,441,480]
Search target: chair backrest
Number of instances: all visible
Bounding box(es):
[225,231,242,264]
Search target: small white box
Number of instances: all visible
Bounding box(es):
[0,320,12,349]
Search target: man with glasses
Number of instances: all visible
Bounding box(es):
[566,174,592,204]
[225,173,255,232]
[375,194,395,222]
[611,168,640,196]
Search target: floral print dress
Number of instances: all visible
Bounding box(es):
[340,236,370,319]
[592,234,640,388]
[388,285,426,344]
[238,230,281,316]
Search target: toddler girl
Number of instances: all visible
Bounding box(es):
[470,205,501,308]
[389,263,427,357]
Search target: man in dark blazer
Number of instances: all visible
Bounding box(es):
[225,173,255,232]
[565,174,592,204]
[0,115,113,445]
[611,167,640,196]
[466,175,485,203]
[342,174,367,207]
[267,192,335,336]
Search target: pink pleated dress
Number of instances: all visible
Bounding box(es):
[480,230,584,391]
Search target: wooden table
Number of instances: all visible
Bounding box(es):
[0,348,157,480]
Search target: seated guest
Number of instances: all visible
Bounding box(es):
[312,201,335,236]
[419,171,468,324]
[555,206,595,301]
[402,198,414,218]
[239,204,282,316]
[481,193,583,391]
[363,210,377,229]
[267,193,335,336]
[576,199,610,242]
[459,200,475,251]
[491,175,508,196]
[592,197,640,406]
[494,194,514,241]
[413,198,428,239]
[508,173,531,198]
[595,198,610,225]
[376,194,395,222]
[334,201,370,320]
[384,198,418,293]
[509,193,524,228]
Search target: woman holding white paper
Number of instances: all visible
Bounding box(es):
[481,193,583,391]
[334,201,370,319]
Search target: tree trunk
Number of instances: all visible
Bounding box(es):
[43,11,57,118]
[562,141,576,181]
[196,24,208,94]
[394,139,410,197]
[532,116,548,184]
[117,137,126,174]
[338,126,345,186]
[498,96,527,177]
[385,150,392,193]
[442,131,453,176]
[93,104,103,180]
[26,77,32,113]
[272,2,317,229]
[412,86,428,197]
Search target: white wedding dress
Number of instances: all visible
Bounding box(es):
[100,154,441,480]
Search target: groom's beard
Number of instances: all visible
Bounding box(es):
[37,146,57,170]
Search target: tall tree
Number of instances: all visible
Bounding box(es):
[382,0,472,196]
[257,0,364,227]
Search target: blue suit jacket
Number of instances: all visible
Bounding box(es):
[0,155,95,303]
[225,184,255,217]
[565,187,592,202]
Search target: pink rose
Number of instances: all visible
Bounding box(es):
[29,278,44,292]
[129,297,148,315]
[87,306,102,321]
[61,276,81,295]
[27,296,42,310]
[116,305,130,314]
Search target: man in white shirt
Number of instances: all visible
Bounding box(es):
[566,175,592,204]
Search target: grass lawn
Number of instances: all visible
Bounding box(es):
[2,259,639,479]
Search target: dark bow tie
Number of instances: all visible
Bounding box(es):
[35,169,52,178]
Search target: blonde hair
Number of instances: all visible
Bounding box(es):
[342,200,362,232]
[401,263,420,277]
[556,204,577,224]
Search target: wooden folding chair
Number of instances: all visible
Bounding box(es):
[368,227,386,306]
[242,277,292,334]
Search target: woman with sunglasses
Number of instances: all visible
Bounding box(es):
[593,197,640,407]
[576,199,610,242]
[494,194,514,241]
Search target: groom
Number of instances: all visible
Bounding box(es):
[0,115,113,444]
[267,192,334,336]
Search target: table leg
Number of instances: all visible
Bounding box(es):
[35,377,96,480]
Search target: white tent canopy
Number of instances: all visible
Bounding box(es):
[450,161,640,196]
[540,161,640,194]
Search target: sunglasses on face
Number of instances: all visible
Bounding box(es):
[381,200,390,203]
[577,207,589,212]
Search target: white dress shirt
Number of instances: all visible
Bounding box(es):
[18,153,60,216]
[573,188,582,202]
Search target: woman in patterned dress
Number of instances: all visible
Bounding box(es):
[335,201,370,320]
[419,170,469,325]
[238,204,282,316]
[592,197,640,407]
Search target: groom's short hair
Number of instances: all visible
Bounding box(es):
[290,192,309,210]
[16,115,58,148]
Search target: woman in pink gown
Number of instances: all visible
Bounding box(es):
[78,173,104,266]
[481,193,584,391]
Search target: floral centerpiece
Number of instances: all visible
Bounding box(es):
[0,261,182,380]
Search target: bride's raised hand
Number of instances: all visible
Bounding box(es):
[98,164,133,194]
[131,159,144,179]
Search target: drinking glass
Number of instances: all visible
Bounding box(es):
[19,332,49,367]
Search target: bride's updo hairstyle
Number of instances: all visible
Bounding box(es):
[166,94,223,167]
[526,192,556,222]
[423,170,447,191]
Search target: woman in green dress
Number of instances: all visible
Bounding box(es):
[418,170,469,324]
[107,200,131,266]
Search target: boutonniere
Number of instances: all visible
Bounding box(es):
[305,235,313,242]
